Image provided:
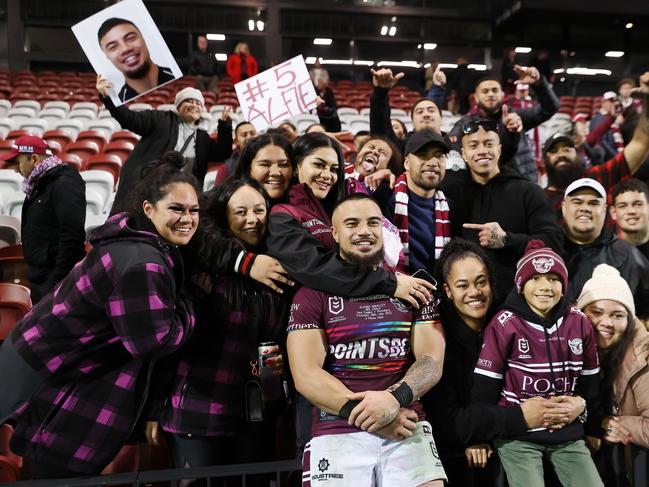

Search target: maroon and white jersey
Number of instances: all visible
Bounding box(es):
[474,307,599,411]
[288,287,440,437]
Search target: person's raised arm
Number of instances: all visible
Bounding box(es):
[622,72,649,174]
[513,65,560,130]
[369,68,403,144]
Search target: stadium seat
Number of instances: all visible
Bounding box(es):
[58,152,84,171]
[0,99,11,118]
[66,140,101,165]
[85,119,118,138]
[0,283,32,340]
[0,244,28,288]
[204,170,218,192]
[6,107,34,124]
[128,103,153,112]
[13,100,40,115]
[54,119,85,139]
[84,212,108,240]
[38,107,67,129]
[71,101,98,114]
[45,139,63,156]
[0,215,20,247]
[0,142,18,164]
[0,118,14,139]
[5,130,33,141]
[43,100,70,114]
[156,104,176,112]
[17,119,48,136]
[110,130,140,144]
[43,129,73,150]
[104,140,135,163]
[85,154,122,184]
[81,169,116,211]
[3,193,23,218]
[293,113,320,134]
[0,424,22,482]
[85,189,105,216]
[76,130,108,152]
[68,108,96,123]
[97,109,114,120]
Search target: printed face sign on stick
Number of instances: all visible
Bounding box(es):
[72,0,182,106]
[235,55,318,132]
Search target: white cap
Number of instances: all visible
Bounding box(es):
[516,83,529,91]
[603,91,617,101]
[174,87,205,109]
[564,178,606,199]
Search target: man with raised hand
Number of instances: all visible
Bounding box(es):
[288,194,446,487]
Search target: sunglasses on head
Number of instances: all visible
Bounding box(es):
[461,119,499,136]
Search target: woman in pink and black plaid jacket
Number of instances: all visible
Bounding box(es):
[0,156,200,479]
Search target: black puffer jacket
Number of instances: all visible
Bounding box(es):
[21,163,86,301]
[564,230,649,319]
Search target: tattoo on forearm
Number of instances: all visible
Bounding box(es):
[392,356,442,399]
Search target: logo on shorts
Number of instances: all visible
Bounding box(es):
[429,441,440,460]
[390,298,410,313]
[328,297,344,315]
[518,338,530,354]
[318,458,330,472]
[568,338,583,355]
[532,257,554,273]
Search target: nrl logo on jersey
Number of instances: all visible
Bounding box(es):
[568,338,583,355]
[328,296,344,315]
[532,257,554,273]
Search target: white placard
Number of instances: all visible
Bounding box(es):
[234,55,318,132]
[72,0,182,106]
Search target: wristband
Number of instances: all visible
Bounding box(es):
[338,400,361,419]
[390,382,413,407]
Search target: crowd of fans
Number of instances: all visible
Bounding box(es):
[1,38,649,487]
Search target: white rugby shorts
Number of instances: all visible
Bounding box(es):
[302,421,446,486]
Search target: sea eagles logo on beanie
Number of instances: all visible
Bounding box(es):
[532,256,555,273]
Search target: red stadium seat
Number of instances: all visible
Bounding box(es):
[110,130,140,145]
[65,140,101,165]
[103,140,135,164]
[0,424,22,482]
[58,152,84,171]
[85,153,122,183]
[0,283,31,340]
[43,129,73,150]
[5,130,33,141]
[45,139,63,156]
[76,130,108,152]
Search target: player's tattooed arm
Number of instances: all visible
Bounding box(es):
[389,354,443,399]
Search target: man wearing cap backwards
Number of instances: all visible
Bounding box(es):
[373,129,456,276]
[97,17,175,103]
[561,177,649,319]
[590,91,622,161]
[97,76,233,212]
[543,72,649,217]
[440,119,562,302]
[0,136,86,303]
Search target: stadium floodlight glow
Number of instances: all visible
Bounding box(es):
[468,64,488,71]
[256,20,264,31]
[214,53,228,61]
[626,22,633,29]
[376,60,420,68]
[305,57,317,64]
[424,63,431,68]
[515,47,532,53]
[605,51,624,58]
[248,19,255,31]
[566,67,612,76]
[438,63,458,69]
[206,34,225,41]
[553,68,565,74]
[320,59,354,65]
[388,26,397,36]
[353,60,375,66]
[423,43,437,50]
[313,38,332,45]
[380,25,388,36]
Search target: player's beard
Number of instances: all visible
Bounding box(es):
[340,245,384,271]
[125,60,152,80]
[546,156,584,189]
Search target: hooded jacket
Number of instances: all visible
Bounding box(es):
[564,230,649,319]
[441,167,563,300]
[101,95,232,213]
[267,183,397,297]
[8,213,195,474]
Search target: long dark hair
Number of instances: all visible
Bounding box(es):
[234,132,295,180]
[359,134,404,176]
[123,151,200,231]
[435,238,498,315]
[293,132,346,212]
[599,314,637,413]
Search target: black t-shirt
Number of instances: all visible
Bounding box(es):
[118,66,175,103]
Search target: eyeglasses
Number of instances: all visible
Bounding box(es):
[461,119,499,136]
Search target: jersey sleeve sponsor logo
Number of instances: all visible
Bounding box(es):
[568,338,583,355]
[477,357,493,368]
[532,256,555,273]
[497,310,514,326]
[328,296,344,315]
[287,322,320,331]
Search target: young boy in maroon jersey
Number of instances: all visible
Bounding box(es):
[472,240,603,487]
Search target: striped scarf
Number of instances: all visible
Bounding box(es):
[611,123,625,153]
[392,173,451,266]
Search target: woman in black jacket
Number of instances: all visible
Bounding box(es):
[97,76,233,212]
[424,239,546,486]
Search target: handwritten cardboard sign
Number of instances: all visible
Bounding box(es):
[235,55,317,131]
